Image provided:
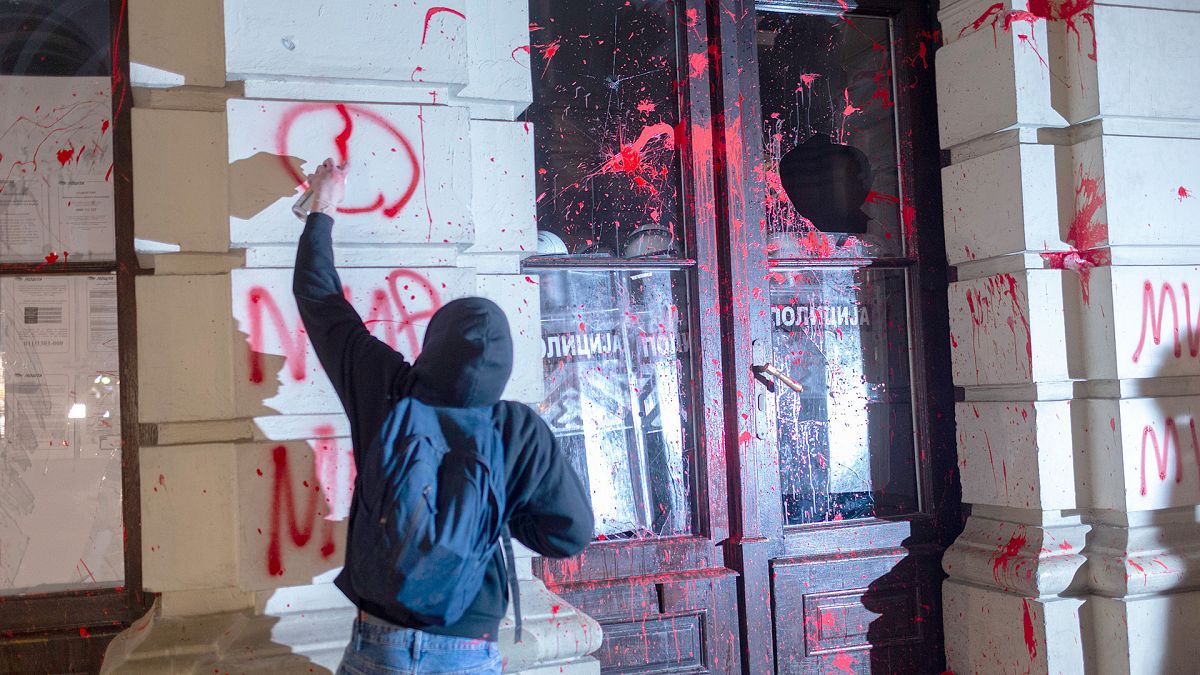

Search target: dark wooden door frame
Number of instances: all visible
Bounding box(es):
[705,0,961,671]
[0,1,155,671]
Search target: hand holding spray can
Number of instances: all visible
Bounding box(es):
[292,159,349,220]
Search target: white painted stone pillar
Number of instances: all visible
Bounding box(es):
[101,1,600,672]
[937,1,1200,673]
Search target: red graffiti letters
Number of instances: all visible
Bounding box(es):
[268,444,336,576]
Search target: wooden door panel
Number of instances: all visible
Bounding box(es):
[771,549,943,674]
[556,572,741,673]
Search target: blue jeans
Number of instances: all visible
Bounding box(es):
[337,612,502,675]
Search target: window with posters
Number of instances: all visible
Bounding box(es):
[0,0,144,669]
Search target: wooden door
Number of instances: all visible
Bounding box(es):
[522,1,745,672]
[711,0,961,672]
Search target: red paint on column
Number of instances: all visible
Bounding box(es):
[1022,599,1038,659]
[246,287,309,384]
[421,6,466,46]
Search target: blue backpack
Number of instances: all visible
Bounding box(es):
[347,397,522,638]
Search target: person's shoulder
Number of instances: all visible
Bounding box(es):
[490,399,544,428]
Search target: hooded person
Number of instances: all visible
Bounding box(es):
[292,159,594,675]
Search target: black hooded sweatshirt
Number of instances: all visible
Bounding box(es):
[293,212,593,640]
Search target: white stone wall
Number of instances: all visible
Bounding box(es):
[938,0,1200,673]
[104,1,600,672]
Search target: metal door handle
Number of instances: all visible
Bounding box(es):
[753,363,804,393]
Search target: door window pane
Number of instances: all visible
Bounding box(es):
[524,0,685,258]
[537,270,694,538]
[770,268,917,525]
[756,11,905,259]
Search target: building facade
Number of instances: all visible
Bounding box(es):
[0,0,1198,673]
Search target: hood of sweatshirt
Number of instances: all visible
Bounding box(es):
[408,297,513,407]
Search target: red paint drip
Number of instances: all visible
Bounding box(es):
[421,6,466,46]
[1022,599,1038,659]
[599,122,675,193]
[333,104,353,164]
[44,252,59,264]
[992,529,1027,583]
[101,119,109,134]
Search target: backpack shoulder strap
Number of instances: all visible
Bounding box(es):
[501,527,522,644]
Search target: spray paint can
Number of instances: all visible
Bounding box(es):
[292,188,315,221]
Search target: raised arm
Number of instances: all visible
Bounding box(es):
[293,159,411,449]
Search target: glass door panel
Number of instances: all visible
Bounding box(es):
[757,10,905,259]
[769,267,917,526]
[536,269,695,539]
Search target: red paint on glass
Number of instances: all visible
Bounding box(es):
[1179,186,1194,201]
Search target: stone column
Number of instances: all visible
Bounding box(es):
[937,0,1200,673]
[100,1,601,672]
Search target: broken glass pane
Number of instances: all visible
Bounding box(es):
[757,10,905,259]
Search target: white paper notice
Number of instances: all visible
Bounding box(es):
[0,76,115,262]
[0,275,122,592]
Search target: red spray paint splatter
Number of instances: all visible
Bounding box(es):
[687,52,707,79]
[1041,166,1106,303]
[267,445,336,576]
[1179,186,1194,201]
[599,123,675,193]
[960,0,1096,60]
[992,528,1028,584]
[44,252,59,264]
[636,100,656,114]
[421,6,466,46]
[1022,599,1038,659]
[830,652,856,674]
[56,144,75,166]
